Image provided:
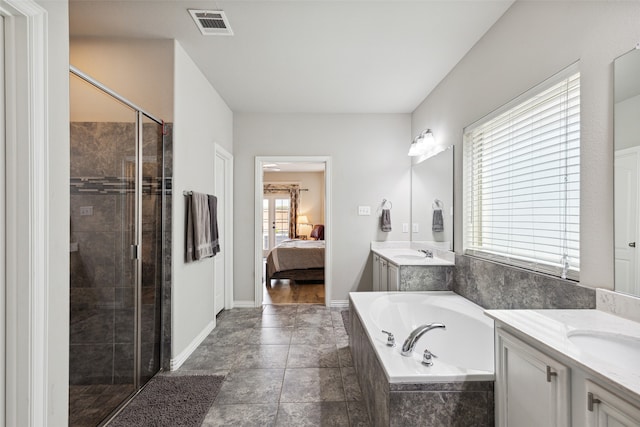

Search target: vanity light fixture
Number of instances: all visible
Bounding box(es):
[408,129,435,157]
[408,129,450,159]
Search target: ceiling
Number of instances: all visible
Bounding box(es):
[69,0,513,114]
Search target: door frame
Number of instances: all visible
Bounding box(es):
[2,0,49,425]
[215,143,234,310]
[254,156,332,307]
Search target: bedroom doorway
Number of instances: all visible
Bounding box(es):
[254,156,332,307]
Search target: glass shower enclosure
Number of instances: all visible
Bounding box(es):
[69,67,165,426]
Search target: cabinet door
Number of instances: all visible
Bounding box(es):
[586,380,640,427]
[372,254,380,291]
[496,329,570,427]
[388,263,399,291]
[380,259,388,292]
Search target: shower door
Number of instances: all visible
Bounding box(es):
[69,69,164,426]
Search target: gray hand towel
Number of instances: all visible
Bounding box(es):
[432,209,444,232]
[381,209,392,232]
[186,192,214,262]
[208,195,221,256]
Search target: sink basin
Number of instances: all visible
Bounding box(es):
[567,330,640,366]
[394,254,428,261]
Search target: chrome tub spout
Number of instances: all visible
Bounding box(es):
[400,323,446,356]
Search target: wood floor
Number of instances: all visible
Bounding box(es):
[263,279,325,304]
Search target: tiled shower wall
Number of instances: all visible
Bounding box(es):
[69,122,172,385]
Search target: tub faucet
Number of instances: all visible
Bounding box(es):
[418,249,433,258]
[400,323,446,356]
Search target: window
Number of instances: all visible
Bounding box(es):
[463,67,580,280]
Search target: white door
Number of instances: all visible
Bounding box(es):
[262,194,290,257]
[614,149,639,295]
[214,147,232,315]
[0,14,6,424]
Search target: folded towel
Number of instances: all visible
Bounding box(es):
[381,209,392,232]
[432,209,444,232]
[208,194,221,256]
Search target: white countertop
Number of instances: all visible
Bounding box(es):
[485,309,640,401]
[371,241,455,266]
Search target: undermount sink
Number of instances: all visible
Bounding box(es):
[395,254,428,261]
[567,330,640,366]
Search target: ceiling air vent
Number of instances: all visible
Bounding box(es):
[188,9,233,36]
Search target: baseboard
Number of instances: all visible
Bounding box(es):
[170,320,215,371]
[331,300,349,308]
[233,300,256,308]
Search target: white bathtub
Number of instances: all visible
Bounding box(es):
[350,291,495,383]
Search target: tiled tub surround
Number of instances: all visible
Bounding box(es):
[349,292,495,426]
[454,254,596,309]
[371,242,455,291]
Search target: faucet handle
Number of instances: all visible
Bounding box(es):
[422,348,437,366]
[381,330,396,347]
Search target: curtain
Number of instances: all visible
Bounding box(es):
[263,183,300,239]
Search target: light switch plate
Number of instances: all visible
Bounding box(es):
[358,206,371,216]
[402,223,409,233]
[80,206,94,216]
[412,223,419,233]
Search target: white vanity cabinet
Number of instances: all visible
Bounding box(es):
[496,328,570,427]
[584,381,640,427]
[372,254,399,292]
[492,318,640,427]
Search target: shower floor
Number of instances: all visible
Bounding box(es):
[69,384,134,427]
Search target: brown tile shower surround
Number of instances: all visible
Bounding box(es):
[168,304,370,426]
[69,122,172,426]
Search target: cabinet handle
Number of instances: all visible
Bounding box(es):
[630,242,636,248]
[546,365,557,382]
[587,392,601,412]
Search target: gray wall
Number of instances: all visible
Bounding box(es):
[233,113,411,303]
[412,1,640,290]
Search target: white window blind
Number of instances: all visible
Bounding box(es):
[463,69,580,280]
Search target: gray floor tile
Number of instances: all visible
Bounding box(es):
[347,401,372,427]
[276,402,349,427]
[249,327,293,345]
[296,305,330,315]
[291,327,336,345]
[202,403,278,427]
[206,327,255,346]
[258,314,296,328]
[280,368,345,403]
[296,312,333,328]
[337,344,353,367]
[215,369,285,404]
[262,305,298,316]
[178,345,241,372]
[287,345,339,368]
[341,367,363,401]
[234,345,289,369]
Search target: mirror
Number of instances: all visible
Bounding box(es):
[614,46,640,297]
[410,147,454,250]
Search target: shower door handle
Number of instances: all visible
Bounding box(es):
[130,244,139,260]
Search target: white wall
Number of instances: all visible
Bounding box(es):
[70,38,174,121]
[264,171,325,232]
[234,114,411,303]
[412,0,640,290]
[36,1,70,425]
[172,41,233,358]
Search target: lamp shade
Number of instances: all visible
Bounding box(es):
[408,129,437,157]
[297,215,310,224]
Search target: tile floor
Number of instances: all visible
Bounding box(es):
[171,304,371,426]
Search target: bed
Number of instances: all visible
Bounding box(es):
[265,239,325,285]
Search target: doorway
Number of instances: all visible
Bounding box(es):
[254,157,332,306]
[69,68,166,426]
